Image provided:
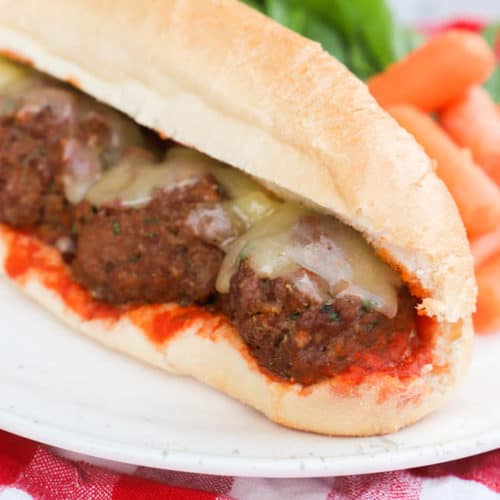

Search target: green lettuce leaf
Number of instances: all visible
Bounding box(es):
[482,24,500,102]
[240,0,423,80]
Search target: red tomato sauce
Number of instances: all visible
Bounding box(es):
[127,305,224,345]
[2,226,435,385]
[2,227,225,345]
[4,230,121,322]
[339,318,434,386]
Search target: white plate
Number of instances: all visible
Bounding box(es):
[0,278,499,478]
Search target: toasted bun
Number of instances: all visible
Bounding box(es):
[0,0,476,435]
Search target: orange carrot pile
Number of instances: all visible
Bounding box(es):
[471,228,500,268]
[388,105,500,238]
[368,30,495,112]
[368,27,500,334]
[474,253,500,334]
[440,86,500,186]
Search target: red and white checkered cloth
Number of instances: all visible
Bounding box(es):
[0,430,498,499]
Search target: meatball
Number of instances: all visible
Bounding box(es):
[0,84,148,253]
[0,107,74,245]
[71,175,229,305]
[223,262,419,385]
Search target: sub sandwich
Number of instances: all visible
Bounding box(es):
[0,0,476,435]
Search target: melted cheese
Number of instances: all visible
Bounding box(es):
[0,58,33,91]
[217,205,402,318]
[85,146,280,215]
[60,98,146,204]
[167,148,281,227]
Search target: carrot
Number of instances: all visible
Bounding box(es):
[368,30,495,113]
[471,228,500,268]
[440,86,500,186]
[474,253,500,334]
[388,105,500,238]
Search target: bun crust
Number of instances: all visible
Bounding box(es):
[0,0,475,322]
[0,0,476,434]
[0,226,473,436]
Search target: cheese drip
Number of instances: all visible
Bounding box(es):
[85,146,281,226]
[217,205,402,318]
[0,57,146,205]
[0,58,37,94]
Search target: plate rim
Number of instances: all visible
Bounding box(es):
[1,408,499,478]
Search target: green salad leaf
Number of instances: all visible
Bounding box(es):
[481,24,500,102]
[241,0,263,12]
[264,0,308,32]
[484,64,500,103]
[303,16,346,64]
[392,25,425,61]
[482,23,499,47]
[240,0,424,80]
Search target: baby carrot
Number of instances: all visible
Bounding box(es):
[474,253,500,334]
[440,86,500,186]
[368,31,495,112]
[388,105,500,238]
[471,228,500,268]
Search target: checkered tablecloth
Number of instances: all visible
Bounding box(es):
[0,431,498,500]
